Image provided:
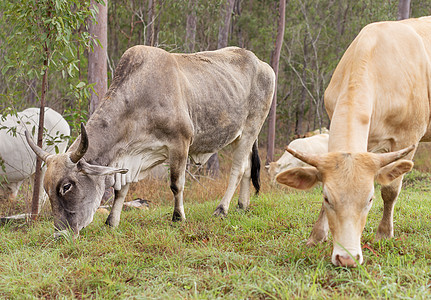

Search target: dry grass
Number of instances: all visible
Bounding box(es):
[1,143,430,219]
[413,142,431,172]
[0,147,280,218]
[126,147,279,212]
[0,178,34,218]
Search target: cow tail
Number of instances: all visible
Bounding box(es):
[251,140,261,195]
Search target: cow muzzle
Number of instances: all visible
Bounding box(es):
[334,254,359,268]
[332,246,363,267]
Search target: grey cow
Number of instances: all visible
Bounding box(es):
[26,46,275,236]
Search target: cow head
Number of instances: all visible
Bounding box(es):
[25,124,127,237]
[266,162,281,183]
[275,145,415,267]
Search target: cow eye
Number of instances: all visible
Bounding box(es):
[61,183,72,195]
[323,196,330,204]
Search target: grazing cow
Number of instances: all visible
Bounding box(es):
[293,127,329,139]
[26,46,275,236]
[0,107,70,208]
[267,133,329,183]
[276,17,431,267]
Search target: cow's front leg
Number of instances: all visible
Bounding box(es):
[169,145,188,222]
[105,183,130,228]
[306,204,329,246]
[376,177,402,240]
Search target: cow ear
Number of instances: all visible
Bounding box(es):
[275,167,321,190]
[375,160,413,186]
[77,161,128,176]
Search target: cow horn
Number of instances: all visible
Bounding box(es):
[24,130,51,162]
[285,146,320,168]
[378,144,416,167]
[70,123,89,163]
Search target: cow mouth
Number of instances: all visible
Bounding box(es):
[335,254,358,268]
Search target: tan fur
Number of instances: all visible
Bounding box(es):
[268,134,329,182]
[277,17,431,266]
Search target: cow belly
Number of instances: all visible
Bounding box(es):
[189,153,214,165]
[190,128,242,154]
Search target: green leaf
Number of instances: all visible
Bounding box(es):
[76,82,86,89]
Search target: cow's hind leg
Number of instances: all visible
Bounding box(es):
[106,183,130,228]
[169,142,189,222]
[237,154,251,210]
[213,138,254,217]
[237,141,260,210]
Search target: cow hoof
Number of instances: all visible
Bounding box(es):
[213,206,227,218]
[172,211,184,222]
[237,202,249,210]
[306,233,327,246]
[105,216,119,228]
[375,230,393,241]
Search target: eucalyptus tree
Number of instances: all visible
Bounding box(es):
[1,0,102,218]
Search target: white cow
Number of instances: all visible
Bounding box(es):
[0,107,70,209]
[267,134,329,182]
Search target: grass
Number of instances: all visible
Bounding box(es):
[1,147,431,299]
[1,171,431,299]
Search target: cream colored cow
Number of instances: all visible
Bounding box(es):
[277,17,431,267]
[267,133,328,183]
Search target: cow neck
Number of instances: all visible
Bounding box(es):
[68,117,124,167]
[328,99,371,153]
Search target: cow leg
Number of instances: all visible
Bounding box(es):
[376,144,416,240]
[376,177,403,240]
[237,151,251,210]
[306,203,329,246]
[6,181,22,202]
[169,144,189,222]
[105,183,130,228]
[213,139,251,217]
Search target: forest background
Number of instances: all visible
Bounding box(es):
[1,0,430,157]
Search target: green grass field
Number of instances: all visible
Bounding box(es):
[1,167,431,299]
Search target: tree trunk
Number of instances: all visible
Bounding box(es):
[205,154,220,177]
[295,35,307,136]
[88,0,108,115]
[88,0,111,203]
[265,0,286,164]
[185,0,197,52]
[398,0,411,20]
[146,0,155,46]
[233,0,243,48]
[217,0,235,49]
[31,44,49,221]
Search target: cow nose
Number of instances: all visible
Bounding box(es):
[335,254,358,268]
